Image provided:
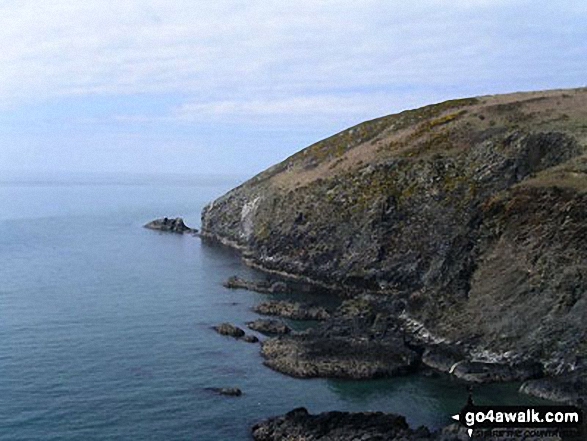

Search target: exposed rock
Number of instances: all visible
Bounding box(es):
[520,367,587,406]
[207,387,242,397]
[212,323,245,338]
[450,360,543,383]
[251,407,428,441]
[247,318,291,335]
[422,345,543,383]
[253,301,330,321]
[252,295,416,379]
[223,276,289,294]
[252,408,565,441]
[201,88,587,395]
[144,217,196,234]
[261,330,418,379]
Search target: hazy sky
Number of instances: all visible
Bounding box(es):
[1,1,586,177]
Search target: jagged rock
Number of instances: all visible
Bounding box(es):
[253,301,330,321]
[247,319,291,335]
[223,276,289,294]
[144,217,196,234]
[212,323,245,338]
[207,387,242,397]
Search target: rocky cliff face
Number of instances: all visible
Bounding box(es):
[201,88,587,374]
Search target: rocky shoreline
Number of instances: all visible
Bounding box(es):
[251,407,576,441]
[198,89,587,439]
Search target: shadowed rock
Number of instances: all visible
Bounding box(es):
[144,217,197,234]
[213,323,245,338]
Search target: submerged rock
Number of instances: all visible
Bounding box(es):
[207,387,242,397]
[253,301,330,321]
[144,217,196,234]
[247,319,291,335]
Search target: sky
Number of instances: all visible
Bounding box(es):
[0,0,586,178]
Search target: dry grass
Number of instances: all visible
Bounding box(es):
[267,88,587,191]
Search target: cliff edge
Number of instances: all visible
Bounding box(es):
[201,88,587,381]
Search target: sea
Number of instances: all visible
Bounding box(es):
[0,174,549,440]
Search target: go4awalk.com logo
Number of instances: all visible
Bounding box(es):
[451,404,583,438]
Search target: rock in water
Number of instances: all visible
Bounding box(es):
[213,323,245,338]
[247,319,291,335]
[253,301,330,321]
[207,387,242,397]
[241,334,260,343]
[144,217,197,234]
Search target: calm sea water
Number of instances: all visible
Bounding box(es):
[0,175,548,440]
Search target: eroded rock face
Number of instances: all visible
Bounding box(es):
[253,301,330,321]
[144,217,196,234]
[201,89,587,393]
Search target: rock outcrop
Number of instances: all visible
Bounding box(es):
[252,407,570,441]
[253,301,330,321]
[213,323,246,338]
[247,319,291,335]
[201,88,587,397]
[144,217,196,234]
[259,298,419,379]
[213,322,258,343]
[251,407,433,441]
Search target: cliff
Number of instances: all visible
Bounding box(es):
[201,88,587,380]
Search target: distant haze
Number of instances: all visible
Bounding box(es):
[1,1,586,177]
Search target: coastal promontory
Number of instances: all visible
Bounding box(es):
[201,88,587,405]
